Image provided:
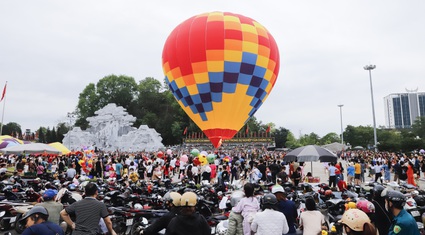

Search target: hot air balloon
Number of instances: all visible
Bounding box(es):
[162,12,280,148]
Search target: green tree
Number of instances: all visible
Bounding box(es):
[378,129,402,152]
[56,123,69,143]
[273,127,289,148]
[37,127,46,143]
[1,122,22,136]
[285,132,301,149]
[76,83,98,129]
[412,116,425,139]
[344,125,374,149]
[299,132,320,146]
[320,132,340,145]
[51,127,57,143]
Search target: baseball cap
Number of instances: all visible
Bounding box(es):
[271,185,285,194]
[43,189,58,200]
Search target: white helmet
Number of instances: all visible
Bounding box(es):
[230,191,244,207]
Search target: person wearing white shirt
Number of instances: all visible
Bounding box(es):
[299,197,325,235]
[251,193,288,235]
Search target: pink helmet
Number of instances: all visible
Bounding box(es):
[356,200,375,214]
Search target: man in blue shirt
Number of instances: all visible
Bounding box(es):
[272,185,297,235]
[383,189,420,235]
[21,206,64,235]
[346,162,355,185]
[115,160,123,180]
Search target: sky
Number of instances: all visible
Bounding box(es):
[1,1,424,139]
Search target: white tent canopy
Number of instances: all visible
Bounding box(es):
[322,142,346,153]
[1,143,62,154]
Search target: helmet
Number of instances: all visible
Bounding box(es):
[271,185,285,194]
[411,190,420,197]
[356,200,375,214]
[372,184,385,198]
[261,193,278,206]
[382,189,406,208]
[21,206,49,220]
[325,190,333,197]
[163,192,182,207]
[345,201,357,210]
[180,192,197,206]
[338,209,371,232]
[230,191,245,207]
[134,203,143,210]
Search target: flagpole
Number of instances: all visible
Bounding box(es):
[0,81,7,135]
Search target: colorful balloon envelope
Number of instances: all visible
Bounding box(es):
[162,12,280,148]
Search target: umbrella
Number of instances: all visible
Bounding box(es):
[48,142,71,155]
[284,145,337,175]
[1,143,62,154]
[352,146,364,150]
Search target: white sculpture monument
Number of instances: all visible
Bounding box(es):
[63,103,164,152]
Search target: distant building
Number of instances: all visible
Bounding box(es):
[384,89,425,128]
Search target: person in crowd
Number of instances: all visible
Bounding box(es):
[232,183,260,235]
[251,193,289,235]
[129,168,139,183]
[360,159,366,183]
[393,159,401,183]
[328,162,337,188]
[382,159,391,183]
[165,191,210,235]
[291,166,302,186]
[35,189,63,225]
[272,185,297,235]
[66,163,77,179]
[382,189,420,235]
[276,165,288,184]
[338,209,378,235]
[226,191,244,235]
[299,197,325,235]
[346,162,355,185]
[60,182,116,235]
[140,192,181,235]
[257,159,267,182]
[249,162,261,184]
[21,206,64,235]
[370,185,392,235]
[407,161,416,186]
[115,160,123,180]
[374,161,383,183]
[354,160,361,185]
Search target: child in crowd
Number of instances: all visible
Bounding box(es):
[232,183,260,235]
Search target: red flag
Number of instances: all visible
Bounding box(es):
[183,127,188,135]
[245,125,249,135]
[266,125,271,133]
[0,82,6,102]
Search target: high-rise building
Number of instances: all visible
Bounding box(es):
[384,90,425,128]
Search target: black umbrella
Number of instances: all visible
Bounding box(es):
[284,145,337,175]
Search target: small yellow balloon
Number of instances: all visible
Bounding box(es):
[199,154,208,166]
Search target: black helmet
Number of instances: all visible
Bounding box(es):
[372,185,385,198]
[21,206,49,220]
[382,189,406,208]
[261,193,278,207]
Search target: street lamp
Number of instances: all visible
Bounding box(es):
[363,64,378,152]
[337,104,344,144]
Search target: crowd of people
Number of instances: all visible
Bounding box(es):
[1,147,425,235]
